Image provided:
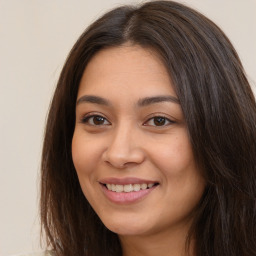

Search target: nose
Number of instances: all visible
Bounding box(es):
[102,124,145,169]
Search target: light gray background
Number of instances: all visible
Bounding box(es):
[0,0,255,255]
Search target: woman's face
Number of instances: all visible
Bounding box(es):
[72,44,205,237]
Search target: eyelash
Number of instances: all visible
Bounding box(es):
[81,114,111,126]
[144,115,175,127]
[80,114,175,127]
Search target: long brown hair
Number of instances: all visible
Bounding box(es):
[40,1,256,255]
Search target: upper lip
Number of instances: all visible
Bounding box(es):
[99,177,159,185]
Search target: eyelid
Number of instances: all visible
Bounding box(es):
[78,112,176,127]
[80,112,111,125]
[143,114,175,127]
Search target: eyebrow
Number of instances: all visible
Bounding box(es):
[76,95,110,106]
[137,95,180,106]
[76,95,180,107]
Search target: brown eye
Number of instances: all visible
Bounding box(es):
[144,116,174,127]
[82,115,110,126]
[93,116,105,125]
[153,117,166,126]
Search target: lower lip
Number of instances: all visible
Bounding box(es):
[101,184,157,204]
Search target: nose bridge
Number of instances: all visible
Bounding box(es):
[103,121,144,168]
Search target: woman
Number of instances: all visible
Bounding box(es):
[40,1,256,256]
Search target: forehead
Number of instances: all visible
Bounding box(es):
[77,44,176,99]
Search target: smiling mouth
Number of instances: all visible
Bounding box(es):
[103,183,159,193]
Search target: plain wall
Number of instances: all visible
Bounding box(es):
[0,0,255,255]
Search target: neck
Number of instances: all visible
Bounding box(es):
[119,224,195,256]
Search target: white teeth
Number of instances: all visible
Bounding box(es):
[141,183,147,190]
[115,185,124,193]
[124,184,133,192]
[133,184,141,191]
[105,183,156,192]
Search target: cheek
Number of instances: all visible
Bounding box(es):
[71,131,102,178]
[71,132,103,203]
[148,132,194,175]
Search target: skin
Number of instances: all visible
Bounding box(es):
[72,44,205,256]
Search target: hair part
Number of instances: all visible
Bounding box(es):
[41,1,256,256]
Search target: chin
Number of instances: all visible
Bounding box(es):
[108,226,148,236]
[102,217,150,236]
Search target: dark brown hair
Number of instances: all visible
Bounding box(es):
[40,1,256,256]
